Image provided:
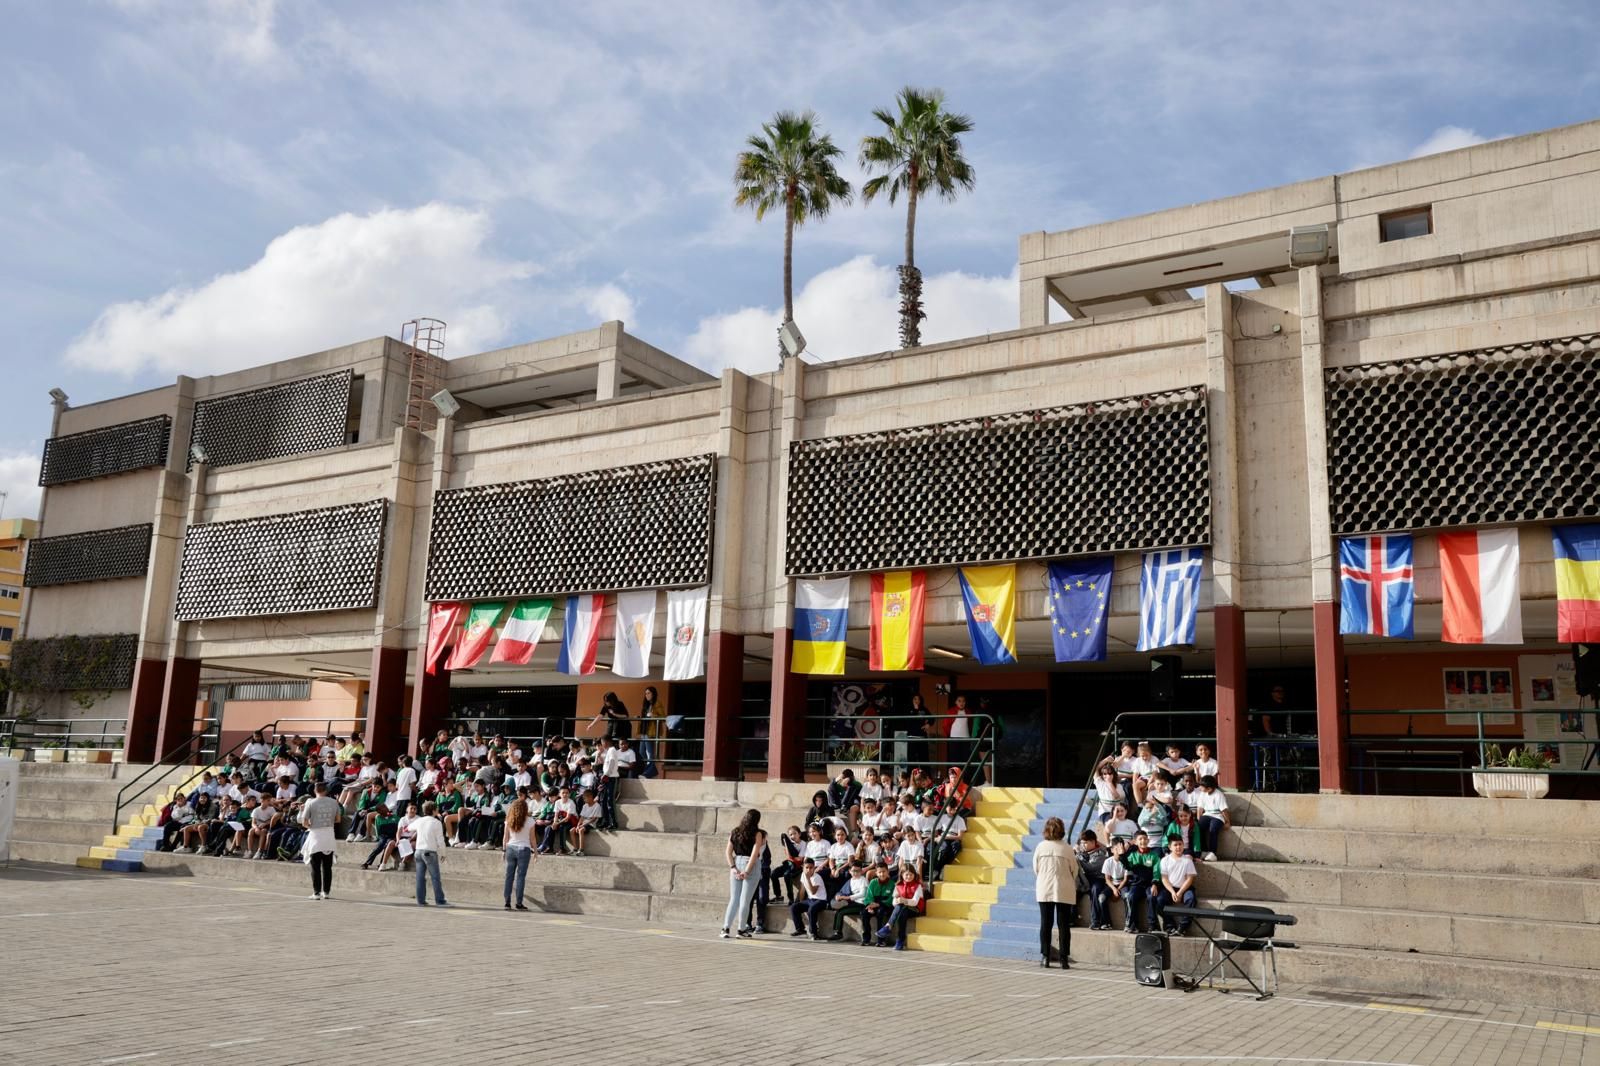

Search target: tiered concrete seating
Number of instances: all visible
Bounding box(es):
[9,761,200,871]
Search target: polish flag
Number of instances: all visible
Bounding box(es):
[1439,529,1523,644]
[556,594,605,675]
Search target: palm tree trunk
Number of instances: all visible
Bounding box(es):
[899,178,924,348]
[783,185,796,326]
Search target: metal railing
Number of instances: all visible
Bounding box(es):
[922,714,998,885]
[1343,708,1599,796]
[1067,710,1218,844]
[811,713,997,785]
[0,717,127,750]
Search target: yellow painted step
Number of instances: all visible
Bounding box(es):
[931,881,999,903]
[913,916,986,938]
[926,898,991,922]
[88,846,120,861]
[962,832,1022,852]
[974,801,1036,819]
[905,932,973,955]
[979,787,1043,804]
[75,856,105,870]
[965,816,1031,835]
[941,865,1008,886]
[952,848,1015,868]
[102,834,130,849]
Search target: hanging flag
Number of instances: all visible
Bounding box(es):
[1138,549,1204,651]
[1048,557,1113,662]
[868,571,925,671]
[556,594,605,675]
[792,577,850,675]
[444,601,506,670]
[1439,529,1523,644]
[489,598,554,665]
[958,564,1017,666]
[1553,523,1600,642]
[664,586,709,681]
[1338,534,1414,638]
[424,602,466,674]
[611,589,657,678]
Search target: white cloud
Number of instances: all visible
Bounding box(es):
[112,0,286,71]
[0,452,42,522]
[582,283,637,328]
[63,203,535,376]
[1408,126,1502,158]
[682,255,1017,375]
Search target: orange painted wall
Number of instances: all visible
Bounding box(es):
[1346,647,1566,737]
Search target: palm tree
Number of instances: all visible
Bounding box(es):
[733,110,853,354]
[860,87,976,348]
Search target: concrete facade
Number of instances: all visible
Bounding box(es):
[17,119,1600,789]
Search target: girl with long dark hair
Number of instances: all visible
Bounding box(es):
[721,809,768,939]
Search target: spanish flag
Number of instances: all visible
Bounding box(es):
[958,564,1018,666]
[869,571,925,671]
[1553,523,1600,642]
[792,577,850,674]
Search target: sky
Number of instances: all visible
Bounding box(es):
[3,1,1597,519]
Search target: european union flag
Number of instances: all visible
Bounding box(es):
[1048,557,1113,662]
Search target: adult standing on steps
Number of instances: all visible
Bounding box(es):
[412,801,449,907]
[300,782,342,901]
[721,809,768,939]
[1033,816,1079,969]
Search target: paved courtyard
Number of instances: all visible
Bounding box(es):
[1,861,1597,1066]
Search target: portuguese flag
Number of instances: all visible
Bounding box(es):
[444,602,506,670]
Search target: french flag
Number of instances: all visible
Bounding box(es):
[556,594,604,675]
[1439,529,1523,644]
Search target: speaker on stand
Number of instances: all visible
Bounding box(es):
[1577,644,1599,771]
[1149,655,1181,707]
[1134,931,1172,988]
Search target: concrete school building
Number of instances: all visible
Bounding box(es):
[13,118,1600,793]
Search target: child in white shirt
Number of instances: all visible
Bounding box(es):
[895,827,924,870]
[1190,744,1220,782]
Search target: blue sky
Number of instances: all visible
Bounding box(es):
[3,1,1596,516]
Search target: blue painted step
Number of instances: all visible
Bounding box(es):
[973,938,1041,961]
[102,859,143,873]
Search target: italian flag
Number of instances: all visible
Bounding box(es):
[490,598,555,665]
[557,594,605,675]
[444,602,505,670]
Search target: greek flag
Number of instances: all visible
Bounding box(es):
[1137,548,1204,651]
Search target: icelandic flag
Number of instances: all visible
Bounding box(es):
[792,577,850,675]
[1339,534,1414,638]
[958,564,1017,666]
[1553,523,1600,642]
[557,594,605,675]
[1048,557,1113,662]
[1439,529,1522,644]
[1137,549,1203,651]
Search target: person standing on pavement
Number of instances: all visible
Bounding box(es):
[502,797,535,911]
[299,782,342,901]
[721,808,768,939]
[1033,816,1080,968]
[411,801,449,907]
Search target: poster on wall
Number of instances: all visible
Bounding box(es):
[1518,654,1597,772]
[1443,667,1517,725]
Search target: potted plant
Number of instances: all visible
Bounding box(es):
[825,741,882,781]
[66,741,112,765]
[1472,743,1553,799]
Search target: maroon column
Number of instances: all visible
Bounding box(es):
[1213,605,1248,790]
[767,627,808,782]
[153,657,201,762]
[1312,601,1349,793]
[125,658,168,764]
[408,660,451,759]
[367,646,408,760]
[702,631,746,781]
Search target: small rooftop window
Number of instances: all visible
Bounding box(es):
[1379,206,1432,243]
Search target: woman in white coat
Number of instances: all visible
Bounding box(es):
[1033,816,1080,969]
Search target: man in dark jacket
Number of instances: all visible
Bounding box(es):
[826,769,862,830]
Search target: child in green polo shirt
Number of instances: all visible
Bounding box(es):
[1122,831,1162,933]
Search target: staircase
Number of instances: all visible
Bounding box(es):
[8,761,199,871]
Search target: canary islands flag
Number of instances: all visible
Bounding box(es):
[958,564,1017,666]
[1048,558,1113,662]
[1553,523,1600,642]
[792,577,850,674]
[869,571,925,671]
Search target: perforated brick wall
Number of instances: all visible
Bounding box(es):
[39,415,171,486]
[9,634,138,692]
[188,371,352,470]
[23,524,152,587]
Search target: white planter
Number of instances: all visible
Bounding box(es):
[31,748,67,763]
[1471,769,1550,800]
[66,749,113,764]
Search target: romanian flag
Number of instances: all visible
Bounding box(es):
[445,601,506,671]
[1553,524,1600,642]
[869,571,925,671]
[958,564,1017,666]
[792,577,849,674]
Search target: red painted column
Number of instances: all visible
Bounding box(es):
[367,646,408,760]
[1312,601,1349,793]
[124,658,168,764]
[1213,605,1248,790]
[702,631,746,781]
[407,660,451,760]
[767,627,809,782]
[153,657,201,762]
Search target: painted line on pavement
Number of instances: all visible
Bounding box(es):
[1366,1002,1427,1013]
[1538,1021,1600,1036]
[640,999,682,1005]
[100,1055,162,1064]
[494,1009,535,1016]
[209,1038,264,1048]
[315,1026,364,1034]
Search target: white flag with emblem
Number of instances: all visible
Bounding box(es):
[664,586,709,681]
[611,589,657,678]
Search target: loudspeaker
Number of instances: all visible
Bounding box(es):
[1134,932,1171,988]
[1149,656,1181,705]
[1576,644,1600,698]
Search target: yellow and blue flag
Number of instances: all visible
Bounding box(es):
[958,564,1017,665]
[1048,558,1112,662]
[792,577,850,674]
[1553,523,1600,642]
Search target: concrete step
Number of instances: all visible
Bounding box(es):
[11,778,125,802]
[11,817,106,846]
[14,798,116,824]
[615,803,738,834]
[1235,792,1600,839]
[1222,824,1600,879]
[17,761,118,780]
[8,839,94,865]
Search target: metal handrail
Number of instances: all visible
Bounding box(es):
[921,715,998,885]
[0,717,128,749]
[1067,709,1219,845]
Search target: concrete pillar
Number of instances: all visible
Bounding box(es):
[367,646,408,758]
[1312,602,1349,793]
[405,416,456,757]
[595,321,623,401]
[767,628,808,782]
[702,631,745,780]
[1213,605,1247,790]
[408,663,451,755]
[1020,276,1050,329]
[154,657,201,760]
[124,658,168,764]
[369,426,428,759]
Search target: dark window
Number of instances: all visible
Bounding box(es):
[1379,206,1432,242]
